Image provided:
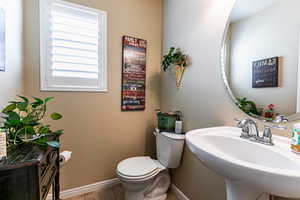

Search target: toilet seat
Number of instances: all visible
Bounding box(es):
[117,157,162,180]
[117,169,160,182]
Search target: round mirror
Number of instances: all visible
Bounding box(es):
[221,0,300,123]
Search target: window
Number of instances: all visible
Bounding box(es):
[39,0,107,92]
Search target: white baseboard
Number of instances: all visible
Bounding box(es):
[170,184,270,200]
[170,184,190,200]
[47,178,120,200]
[47,179,188,200]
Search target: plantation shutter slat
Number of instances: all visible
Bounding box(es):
[50,2,100,80]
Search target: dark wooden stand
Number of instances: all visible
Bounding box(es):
[0,143,60,200]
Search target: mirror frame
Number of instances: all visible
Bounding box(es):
[220,7,300,123]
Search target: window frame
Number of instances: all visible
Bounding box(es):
[39,0,108,92]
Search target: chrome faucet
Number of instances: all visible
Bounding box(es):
[236,118,259,139]
[235,118,287,146]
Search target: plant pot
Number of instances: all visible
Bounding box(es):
[176,65,185,88]
[157,112,178,132]
[265,111,274,119]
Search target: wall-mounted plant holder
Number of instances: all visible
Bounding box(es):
[162,47,189,89]
[176,65,185,88]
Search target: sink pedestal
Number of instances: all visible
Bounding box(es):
[225,180,269,200]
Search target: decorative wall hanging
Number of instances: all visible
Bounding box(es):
[121,36,147,111]
[162,47,189,88]
[0,8,5,72]
[252,57,279,88]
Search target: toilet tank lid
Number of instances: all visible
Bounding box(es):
[160,132,186,140]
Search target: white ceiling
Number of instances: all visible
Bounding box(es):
[230,0,281,23]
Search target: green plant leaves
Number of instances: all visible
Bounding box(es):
[25,126,36,135]
[162,47,176,71]
[45,97,54,103]
[237,97,261,116]
[39,125,51,134]
[7,112,21,126]
[17,101,28,111]
[161,47,188,71]
[2,104,16,114]
[46,141,60,148]
[18,95,29,102]
[53,129,64,136]
[22,116,39,126]
[32,137,48,146]
[1,95,63,148]
[51,113,63,120]
[31,96,44,108]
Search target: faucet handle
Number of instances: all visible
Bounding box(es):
[262,126,273,145]
[274,115,289,123]
[261,123,287,146]
[264,123,287,131]
[263,126,272,138]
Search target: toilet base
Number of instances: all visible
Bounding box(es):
[145,194,167,200]
[125,192,167,200]
[125,191,144,200]
[122,171,170,200]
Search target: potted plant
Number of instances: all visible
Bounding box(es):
[0,96,63,148]
[156,111,182,132]
[236,97,262,116]
[264,104,275,119]
[162,47,189,88]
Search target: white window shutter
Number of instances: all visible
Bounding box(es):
[40,0,107,92]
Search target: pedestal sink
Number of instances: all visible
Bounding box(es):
[186,126,300,200]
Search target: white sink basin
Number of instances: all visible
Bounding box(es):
[186,126,300,200]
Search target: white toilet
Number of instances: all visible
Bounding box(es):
[116,131,185,200]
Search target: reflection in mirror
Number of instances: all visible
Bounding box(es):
[221,0,300,122]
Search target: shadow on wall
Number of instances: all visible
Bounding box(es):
[171,147,226,200]
[148,72,161,102]
[145,121,157,158]
[145,72,161,157]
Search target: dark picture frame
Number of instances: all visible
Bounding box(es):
[252,57,279,88]
[0,8,5,72]
[121,36,147,111]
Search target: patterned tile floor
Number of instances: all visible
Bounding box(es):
[65,184,177,200]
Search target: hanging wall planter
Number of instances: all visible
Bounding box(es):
[175,64,185,88]
[162,47,189,89]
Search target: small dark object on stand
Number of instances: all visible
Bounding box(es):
[0,136,60,200]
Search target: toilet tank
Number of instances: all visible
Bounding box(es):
[156,132,185,168]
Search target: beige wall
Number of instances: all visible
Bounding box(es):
[0,0,24,108]
[24,0,162,190]
[162,0,296,200]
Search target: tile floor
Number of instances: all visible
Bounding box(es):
[64,184,177,200]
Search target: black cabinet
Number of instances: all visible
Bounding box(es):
[0,143,60,200]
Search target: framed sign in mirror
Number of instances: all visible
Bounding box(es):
[221,0,300,123]
[252,57,279,88]
[0,8,5,72]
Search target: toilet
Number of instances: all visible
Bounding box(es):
[116,131,185,200]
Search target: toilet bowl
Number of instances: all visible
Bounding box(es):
[116,132,185,200]
[117,157,169,200]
